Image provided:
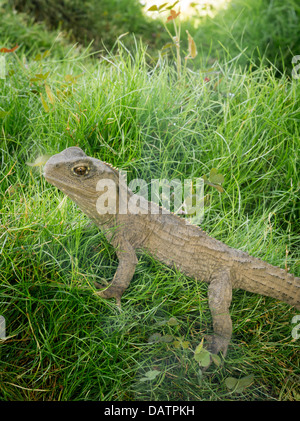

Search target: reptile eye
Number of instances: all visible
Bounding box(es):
[73,165,89,176]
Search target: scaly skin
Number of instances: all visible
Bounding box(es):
[44,147,300,358]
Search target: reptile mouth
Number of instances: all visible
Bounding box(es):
[44,174,96,198]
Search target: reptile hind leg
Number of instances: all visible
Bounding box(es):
[207,268,232,357]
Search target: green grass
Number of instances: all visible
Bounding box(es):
[0,18,299,401]
[186,0,300,74]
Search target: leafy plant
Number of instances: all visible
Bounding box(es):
[225,374,255,394]
[139,369,160,382]
[202,168,225,193]
[148,1,197,77]
[147,317,180,344]
[193,338,221,368]
[1,43,82,113]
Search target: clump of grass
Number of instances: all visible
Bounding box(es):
[189,0,300,74]
[0,24,299,401]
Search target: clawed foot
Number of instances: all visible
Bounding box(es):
[205,334,229,358]
[194,334,229,371]
[94,282,123,308]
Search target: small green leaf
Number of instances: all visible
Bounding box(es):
[148,333,161,343]
[139,370,160,382]
[194,349,211,367]
[225,374,254,393]
[166,1,180,10]
[37,72,50,80]
[64,73,83,85]
[201,352,211,367]
[209,168,224,184]
[211,173,224,184]
[146,370,160,379]
[42,50,50,59]
[161,42,174,51]
[147,5,158,11]
[209,168,218,177]
[194,351,202,363]
[194,338,212,367]
[194,338,204,355]
[160,334,174,343]
[156,319,168,326]
[210,353,221,366]
[173,339,190,349]
[167,317,179,326]
[158,2,168,11]
[34,51,50,61]
[239,374,255,388]
[34,53,42,61]
[225,376,238,390]
[30,72,50,82]
[202,171,224,193]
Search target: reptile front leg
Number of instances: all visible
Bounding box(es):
[207,268,232,357]
[95,237,138,307]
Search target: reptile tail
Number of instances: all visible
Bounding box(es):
[234,254,300,310]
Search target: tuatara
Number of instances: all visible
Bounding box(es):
[44,147,300,357]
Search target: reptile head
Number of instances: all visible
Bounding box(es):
[44,147,120,218]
